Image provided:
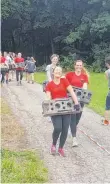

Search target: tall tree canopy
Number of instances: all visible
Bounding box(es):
[1,0,110,70]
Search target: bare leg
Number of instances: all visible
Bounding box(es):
[27,73,30,83]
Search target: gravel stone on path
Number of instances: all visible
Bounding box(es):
[2,80,110,183]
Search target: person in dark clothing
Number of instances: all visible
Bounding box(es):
[103,56,110,125]
[25,57,36,84]
[25,57,31,81]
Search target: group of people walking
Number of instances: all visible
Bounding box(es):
[0,52,36,85]
[45,54,89,157]
[1,51,110,157]
[45,54,110,157]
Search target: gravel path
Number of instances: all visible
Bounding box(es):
[2,80,110,183]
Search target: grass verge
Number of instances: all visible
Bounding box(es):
[1,149,48,183]
[1,98,48,183]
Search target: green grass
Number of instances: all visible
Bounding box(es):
[1,98,48,183]
[1,149,48,183]
[0,98,11,115]
[88,73,107,115]
[34,72,107,115]
[34,72,47,84]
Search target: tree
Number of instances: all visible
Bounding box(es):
[1,0,110,70]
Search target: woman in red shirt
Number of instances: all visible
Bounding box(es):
[0,52,7,83]
[46,66,80,157]
[66,60,89,147]
[15,53,24,85]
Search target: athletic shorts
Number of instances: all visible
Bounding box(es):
[27,71,34,74]
[1,68,9,73]
[9,64,15,71]
[105,94,110,110]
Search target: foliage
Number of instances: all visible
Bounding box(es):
[1,0,110,70]
[60,53,78,70]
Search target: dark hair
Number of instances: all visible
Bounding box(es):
[50,54,59,61]
[105,56,110,65]
[27,57,30,60]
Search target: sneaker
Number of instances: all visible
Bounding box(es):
[50,145,56,155]
[103,120,109,125]
[72,137,78,147]
[58,148,65,157]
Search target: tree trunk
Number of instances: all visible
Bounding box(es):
[11,32,16,52]
[31,30,35,56]
[49,28,55,54]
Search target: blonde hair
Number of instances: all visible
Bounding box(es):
[53,66,62,73]
[82,66,90,79]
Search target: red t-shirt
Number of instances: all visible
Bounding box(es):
[46,78,70,99]
[66,72,88,88]
[0,56,6,63]
[15,57,24,70]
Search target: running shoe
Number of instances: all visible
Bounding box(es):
[58,148,65,157]
[50,145,56,155]
[72,137,78,147]
[103,119,109,125]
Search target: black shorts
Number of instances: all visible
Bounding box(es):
[9,64,15,71]
[105,94,110,110]
[1,68,9,73]
[28,71,34,74]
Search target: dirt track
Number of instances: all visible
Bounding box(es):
[2,80,110,183]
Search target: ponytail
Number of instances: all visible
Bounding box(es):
[74,59,90,81]
[82,66,90,80]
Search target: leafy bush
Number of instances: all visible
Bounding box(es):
[92,42,110,72]
[60,53,77,70]
[36,64,47,72]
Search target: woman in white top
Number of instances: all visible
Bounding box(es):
[46,54,59,82]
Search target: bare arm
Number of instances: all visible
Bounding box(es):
[46,65,52,82]
[82,83,88,89]
[46,70,52,82]
[67,85,79,105]
[46,91,52,100]
[4,60,9,67]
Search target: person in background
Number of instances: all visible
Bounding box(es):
[8,52,16,81]
[66,60,89,147]
[0,52,6,84]
[31,57,36,63]
[9,52,15,82]
[103,56,110,125]
[44,54,60,123]
[46,54,59,82]
[25,56,36,84]
[4,52,11,84]
[45,66,80,157]
[14,53,24,85]
[25,57,31,81]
